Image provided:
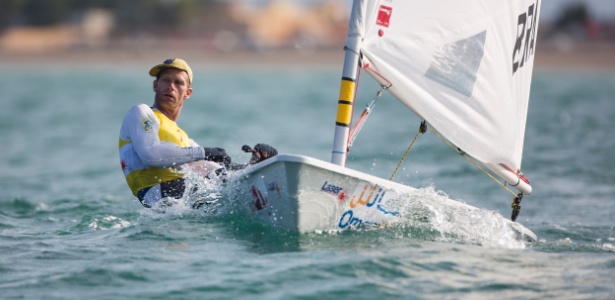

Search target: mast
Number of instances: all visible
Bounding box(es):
[331,0,363,166]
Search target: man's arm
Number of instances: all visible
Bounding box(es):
[125,104,204,168]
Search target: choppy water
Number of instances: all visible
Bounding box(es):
[1,62,614,299]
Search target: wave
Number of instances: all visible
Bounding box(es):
[131,177,532,250]
[5,177,608,254]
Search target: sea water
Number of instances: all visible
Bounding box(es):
[0,62,614,299]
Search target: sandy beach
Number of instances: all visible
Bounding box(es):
[1,42,614,71]
[534,42,615,71]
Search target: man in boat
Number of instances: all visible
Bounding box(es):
[118,58,277,208]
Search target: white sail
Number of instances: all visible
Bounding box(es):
[348,0,540,194]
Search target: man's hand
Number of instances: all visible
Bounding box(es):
[242,143,278,164]
[203,147,231,166]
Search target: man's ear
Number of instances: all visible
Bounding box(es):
[184,87,193,100]
[152,80,158,92]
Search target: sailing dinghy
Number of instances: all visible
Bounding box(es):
[228,0,540,242]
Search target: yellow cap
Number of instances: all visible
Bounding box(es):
[149,58,193,84]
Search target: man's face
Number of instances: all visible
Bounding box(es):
[153,68,192,110]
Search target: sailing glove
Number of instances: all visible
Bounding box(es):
[242,143,278,164]
[203,147,231,166]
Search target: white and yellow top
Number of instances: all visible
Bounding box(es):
[118,104,205,196]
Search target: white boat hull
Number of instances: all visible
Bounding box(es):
[228,154,537,242]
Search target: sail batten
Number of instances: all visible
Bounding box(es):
[349,0,540,194]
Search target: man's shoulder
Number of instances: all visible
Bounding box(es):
[122,104,156,125]
[129,103,152,112]
[120,104,158,134]
[125,104,154,116]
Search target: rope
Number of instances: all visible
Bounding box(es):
[349,84,390,148]
[388,121,523,221]
[389,121,426,181]
[425,126,519,197]
[347,63,363,149]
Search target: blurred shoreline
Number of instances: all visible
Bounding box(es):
[2,1,614,72]
[1,42,614,71]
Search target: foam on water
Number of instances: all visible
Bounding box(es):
[137,169,530,250]
[373,186,528,249]
[88,215,131,230]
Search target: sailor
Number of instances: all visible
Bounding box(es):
[118,58,277,208]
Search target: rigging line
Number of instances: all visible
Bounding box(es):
[349,83,391,148]
[343,45,360,57]
[389,120,426,181]
[425,126,519,197]
[347,63,363,151]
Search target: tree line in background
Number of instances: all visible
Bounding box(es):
[0,0,218,35]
